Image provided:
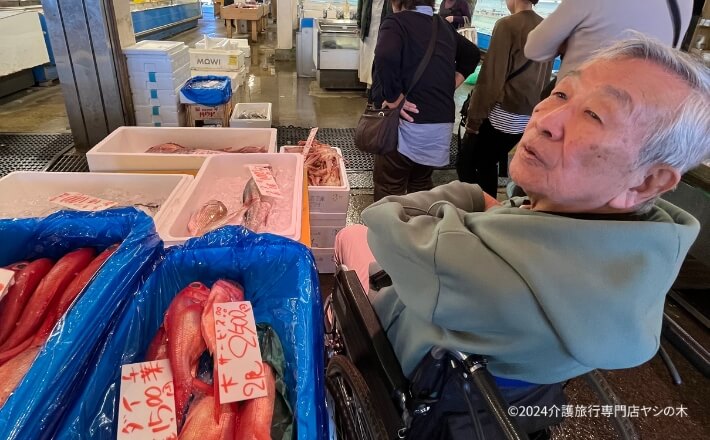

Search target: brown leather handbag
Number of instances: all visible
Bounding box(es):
[355,16,440,155]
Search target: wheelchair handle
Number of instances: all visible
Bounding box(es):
[435,349,530,440]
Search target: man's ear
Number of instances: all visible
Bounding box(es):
[608,165,681,210]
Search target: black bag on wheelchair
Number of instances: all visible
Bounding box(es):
[406,350,565,440]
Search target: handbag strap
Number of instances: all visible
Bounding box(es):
[666,0,681,47]
[506,59,533,82]
[406,14,440,97]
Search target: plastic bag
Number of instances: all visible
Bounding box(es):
[181,75,233,106]
[0,208,162,440]
[58,226,327,440]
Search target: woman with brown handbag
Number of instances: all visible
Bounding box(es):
[369,0,479,201]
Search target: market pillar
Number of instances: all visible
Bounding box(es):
[42,0,135,151]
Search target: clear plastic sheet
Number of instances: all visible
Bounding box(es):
[0,208,162,440]
[57,226,327,440]
[180,75,233,106]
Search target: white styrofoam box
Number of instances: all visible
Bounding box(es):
[0,171,192,226]
[195,36,251,57]
[190,48,245,71]
[230,103,272,128]
[129,63,191,91]
[237,66,247,86]
[312,247,336,274]
[125,41,190,74]
[158,153,304,245]
[134,105,183,125]
[87,127,278,172]
[132,85,183,107]
[281,146,350,213]
[310,225,345,248]
[310,211,347,227]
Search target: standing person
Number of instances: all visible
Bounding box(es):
[457,0,551,197]
[525,0,693,83]
[357,0,392,86]
[438,0,472,29]
[371,0,479,201]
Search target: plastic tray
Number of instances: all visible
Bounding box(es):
[282,146,350,213]
[0,171,192,226]
[158,153,304,245]
[87,127,278,172]
[229,102,272,128]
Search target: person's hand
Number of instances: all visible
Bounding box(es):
[445,15,454,23]
[467,118,483,134]
[400,100,418,122]
[483,192,501,210]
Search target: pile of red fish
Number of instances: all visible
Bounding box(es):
[0,245,118,407]
[145,280,275,439]
[295,140,343,186]
[146,143,267,154]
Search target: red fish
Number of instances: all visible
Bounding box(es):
[178,396,237,440]
[167,302,207,428]
[0,344,41,408]
[234,363,276,440]
[0,259,54,345]
[0,248,95,352]
[145,325,168,361]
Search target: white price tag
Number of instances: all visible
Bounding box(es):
[213,301,267,404]
[247,165,282,199]
[49,192,118,211]
[302,127,319,157]
[0,268,14,301]
[117,359,178,440]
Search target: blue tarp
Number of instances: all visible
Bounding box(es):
[58,226,327,440]
[0,208,162,440]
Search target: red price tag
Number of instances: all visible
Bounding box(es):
[213,301,267,403]
[0,268,14,301]
[301,127,319,157]
[247,165,282,199]
[117,359,177,440]
[49,192,118,211]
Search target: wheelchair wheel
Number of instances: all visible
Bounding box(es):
[326,355,390,440]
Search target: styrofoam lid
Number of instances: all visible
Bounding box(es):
[124,40,187,56]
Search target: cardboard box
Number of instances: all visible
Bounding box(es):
[186,100,233,127]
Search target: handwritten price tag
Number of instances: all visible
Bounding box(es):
[0,268,14,301]
[213,301,267,404]
[247,165,282,199]
[302,127,319,157]
[118,359,178,440]
[49,192,118,211]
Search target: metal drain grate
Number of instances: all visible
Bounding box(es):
[275,126,459,171]
[46,153,89,173]
[0,133,74,177]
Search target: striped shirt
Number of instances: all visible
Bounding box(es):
[488,103,530,134]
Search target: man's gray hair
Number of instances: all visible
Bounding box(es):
[590,34,710,174]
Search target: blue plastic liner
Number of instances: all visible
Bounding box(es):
[57,226,327,440]
[180,75,232,106]
[0,208,162,440]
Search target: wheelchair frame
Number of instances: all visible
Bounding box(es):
[325,265,531,440]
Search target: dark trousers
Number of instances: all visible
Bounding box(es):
[456,118,522,197]
[373,149,434,202]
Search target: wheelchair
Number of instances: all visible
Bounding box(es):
[324,265,641,440]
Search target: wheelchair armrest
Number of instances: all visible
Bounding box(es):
[334,268,410,396]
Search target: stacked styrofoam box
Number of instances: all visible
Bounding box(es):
[282,146,350,273]
[191,37,250,90]
[125,40,190,127]
[195,36,251,58]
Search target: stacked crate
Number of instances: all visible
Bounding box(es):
[189,38,248,91]
[283,146,350,273]
[124,41,190,127]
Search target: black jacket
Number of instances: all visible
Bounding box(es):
[371,11,480,124]
[357,0,392,41]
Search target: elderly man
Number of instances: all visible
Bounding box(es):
[334,36,709,385]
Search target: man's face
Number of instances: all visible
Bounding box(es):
[509,58,687,212]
